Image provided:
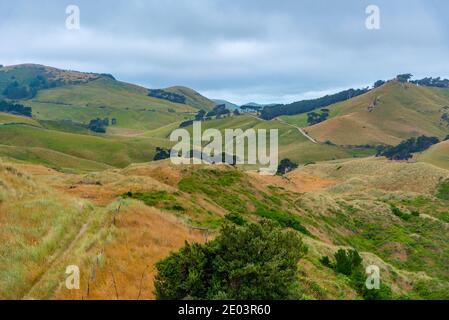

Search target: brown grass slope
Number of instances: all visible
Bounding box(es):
[417,139,449,170]
[2,158,449,299]
[305,81,449,145]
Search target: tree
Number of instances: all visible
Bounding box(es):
[154,220,308,300]
[0,100,32,117]
[379,136,439,160]
[206,104,230,118]
[195,109,206,121]
[374,80,385,88]
[307,110,329,125]
[148,89,186,104]
[2,81,30,99]
[153,147,171,161]
[276,159,298,175]
[87,118,108,133]
[260,87,369,120]
[396,73,413,83]
[334,249,363,276]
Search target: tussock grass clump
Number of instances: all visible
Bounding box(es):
[122,190,186,212]
[436,179,449,200]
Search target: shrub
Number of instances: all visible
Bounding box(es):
[390,205,412,221]
[276,159,298,175]
[334,249,363,276]
[224,212,246,226]
[154,220,308,300]
[153,147,171,161]
[319,256,333,268]
[255,205,311,236]
[436,179,449,200]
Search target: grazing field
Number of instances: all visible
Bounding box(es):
[301,82,449,145]
[0,125,170,170]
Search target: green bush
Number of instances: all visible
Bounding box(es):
[436,179,449,200]
[154,220,308,300]
[255,205,311,236]
[224,212,246,226]
[390,205,412,221]
[319,256,333,268]
[334,249,363,276]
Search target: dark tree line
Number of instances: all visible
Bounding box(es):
[260,88,369,120]
[377,136,440,160]
[0,100,32,117]
[148,89,186,104]
[411,77,449,88]
[179,105,231,128]
[2,75,65,100]
[206,104,231,118]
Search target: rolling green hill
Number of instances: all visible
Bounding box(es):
[179,114,371,165]
[0,64,219,131]
[0,124,172,170]
[299,81,449,145]
[164,86,216,111]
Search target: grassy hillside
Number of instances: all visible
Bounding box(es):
[25,78,195,131]
[0,64,220,131]
[0,64,101,96]
[418,140,449,170]
[164,86,216,111]
[0,124,172,170]
[180,115,371,164]
[284,81,449,146]
[0,112,42,127]
[1,158,448,300]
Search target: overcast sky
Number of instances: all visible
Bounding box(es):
[1,0,448,104]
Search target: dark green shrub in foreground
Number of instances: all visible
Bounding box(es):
[334,249,363,276]
[154,220,308,300]
[321,249,392,300]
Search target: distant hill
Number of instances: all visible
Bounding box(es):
[0,63,112,99]
[303,81,449,145]
[0,64,208,130]
[212,99,239,110]
[163,86,215,111]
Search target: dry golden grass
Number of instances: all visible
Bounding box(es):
[54,202,205,300]
[305,82,449,145]
[2,156,448,300]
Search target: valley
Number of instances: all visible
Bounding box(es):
[1,64,449,300]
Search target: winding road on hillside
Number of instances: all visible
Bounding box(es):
[245,113,318,144]
[276,118,318,144]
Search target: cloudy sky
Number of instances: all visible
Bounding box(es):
[1,0,448,104]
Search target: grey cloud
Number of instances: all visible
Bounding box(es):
[0,0,448,104]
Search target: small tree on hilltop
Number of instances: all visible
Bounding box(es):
[396,73,413,83]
